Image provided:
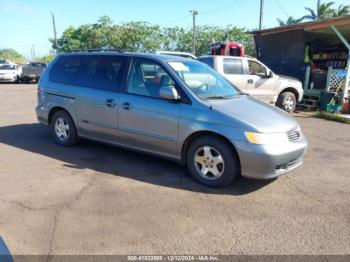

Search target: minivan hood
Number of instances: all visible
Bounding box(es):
[208,95,298,133]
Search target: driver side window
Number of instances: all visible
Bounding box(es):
[248,60,267,78]
[127,59,175,99]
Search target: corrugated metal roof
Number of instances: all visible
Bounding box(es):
[250,15,350,36]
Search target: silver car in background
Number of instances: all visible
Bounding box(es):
[198,55,304,113]
[0,63,22,83]
[36,51,307,187]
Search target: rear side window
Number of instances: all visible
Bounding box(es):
[198,57,214,68]
[223,58,243,75]
[79,55,127,91]
[50,55,83,85]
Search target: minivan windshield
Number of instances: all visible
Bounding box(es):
[168,60,240,100]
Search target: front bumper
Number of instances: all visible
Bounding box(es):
[0,76,17,82]
[234,138,307,180]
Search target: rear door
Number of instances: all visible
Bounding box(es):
[75,55,127,142]
[118,58,181,158]
[218,57,247,91]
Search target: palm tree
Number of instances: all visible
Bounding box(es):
[303,0,335,21]
[333,4,350,17]
[277,16,304,27]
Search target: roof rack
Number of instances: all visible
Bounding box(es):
[65,48,124,53]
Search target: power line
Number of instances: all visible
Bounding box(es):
[273,0,290,18]
[200,0,243,15]
[165,14,192,26]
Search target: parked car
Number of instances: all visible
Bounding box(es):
[22,62,47,83]
[198,55,304,113]
[0,59,12,64]
[0,63,22,83]
[36,51,307,187]
[156,51,197,60]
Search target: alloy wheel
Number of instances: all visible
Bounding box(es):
[54,117,70,141]
[193,146,225,180]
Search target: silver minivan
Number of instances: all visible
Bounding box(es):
[36,51,307,187]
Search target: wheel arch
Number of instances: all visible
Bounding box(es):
[48,106,74,124]
[180,130,241,168]
[278,87,299,101]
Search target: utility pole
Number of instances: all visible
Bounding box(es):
[32,45,36,60]
[190,10,198,56]
[51,12,58,53]
[259,0,264,30]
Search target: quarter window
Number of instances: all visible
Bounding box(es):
[50,55,83,85]
[79,55,127,91]
[127,59,175,98]
[223,58,243,75]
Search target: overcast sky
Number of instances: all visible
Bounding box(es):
[0,0,349,58]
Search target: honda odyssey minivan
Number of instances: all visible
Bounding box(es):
[36,50,307,187]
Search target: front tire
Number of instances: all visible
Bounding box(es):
[50,111,78,146]
[187,136,240,188]
[277,92,296,113]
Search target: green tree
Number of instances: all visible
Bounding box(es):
[53,16,256,57]
[333,4,350,17]
[303,0,336,20]
[0,48,27,64]
[277,17,304,27]
[34,52,56,64]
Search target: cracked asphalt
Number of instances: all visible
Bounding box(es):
[0,84,349,256]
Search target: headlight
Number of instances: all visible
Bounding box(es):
[245,132,289,145]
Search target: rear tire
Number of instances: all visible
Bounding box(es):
[50,111,78,146]
[277,92,296,113]
[186,136,239,188]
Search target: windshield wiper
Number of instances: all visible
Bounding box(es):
[205,96,228,100]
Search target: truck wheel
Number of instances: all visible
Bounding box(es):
[277,92,296,113]
[23,77,30,84]
[50,111,79,147]
[187,136,240,188]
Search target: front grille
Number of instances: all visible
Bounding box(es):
[287,129,301,142]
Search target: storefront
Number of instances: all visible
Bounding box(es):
[251,16,350,112]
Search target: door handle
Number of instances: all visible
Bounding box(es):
[247,79,254,84]
[105,99,116,108]
[122,102,132,111]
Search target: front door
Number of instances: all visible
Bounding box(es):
[245,59,276,103]
[75,55,127,142]
[118,58,180,159]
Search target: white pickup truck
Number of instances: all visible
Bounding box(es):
[198,55,304,113]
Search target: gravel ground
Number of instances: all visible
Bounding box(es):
[0,84,349,256]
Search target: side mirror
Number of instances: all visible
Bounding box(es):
[268,71,274,78]
[159,86,181,101]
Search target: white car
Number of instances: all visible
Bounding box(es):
[0,63,22,83]
[198,55,304,113]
